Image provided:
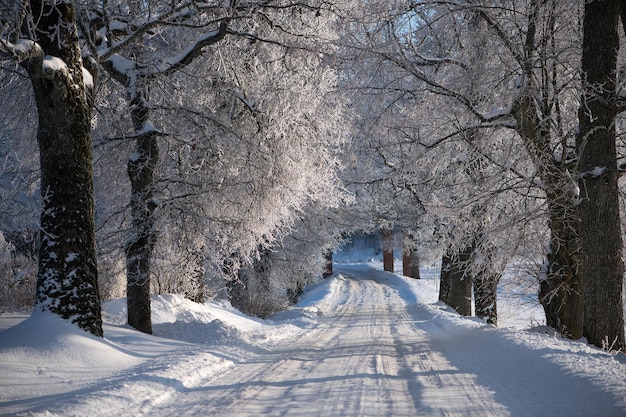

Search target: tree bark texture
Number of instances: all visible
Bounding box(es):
[28,0,102,336]
[577,0,625,351]
[508,0,583,339]
[440,246,472,317]
[125,91,159,334]
[539,200,582,338]
[473,268,499,326]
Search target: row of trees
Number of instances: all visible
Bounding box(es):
[1,0,625,352]
[0,0,349,335]
[336,0,625,351]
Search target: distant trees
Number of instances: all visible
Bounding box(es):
[337,0,625,347]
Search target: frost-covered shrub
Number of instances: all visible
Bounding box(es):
[0,232,37,311]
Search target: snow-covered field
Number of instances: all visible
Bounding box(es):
[1,261,625,416]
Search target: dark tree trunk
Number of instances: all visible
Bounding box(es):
[382,228,394,272]
[439,246,472,316]
[322,249,333,277]
[473,268,499,326]
[577,0,625,351]
[125,91,159,334]
[402,233,420,279]
[27,0,102,336]
[439,252,451,304]
[538,200,582,338]
[409,251,420,279]
[511,1,583,337]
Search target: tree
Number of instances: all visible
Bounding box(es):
[0,0,102,336]
[89,0,347,330]
[577,0,625,351]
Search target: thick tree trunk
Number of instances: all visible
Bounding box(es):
[508,0,583,339]
[512,81,582,337]
[577,0,625,351]
[439,246,472,316]
[125,92,159,334]
[402,249,420,279]
[28,1,102,336]
[538,201,582,338]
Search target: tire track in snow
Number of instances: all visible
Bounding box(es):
[15,264,623,416]
[148,270,423,417]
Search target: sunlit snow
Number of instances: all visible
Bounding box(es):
[1,258,625,416]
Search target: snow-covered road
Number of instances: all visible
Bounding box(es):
[1,263,625,416]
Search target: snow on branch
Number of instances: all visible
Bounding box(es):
[155,21,230,77]
[0,38,44,66]
[98,2,230,62]
[94,121,168,148]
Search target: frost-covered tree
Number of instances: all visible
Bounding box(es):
[0,0,102,335]
[335,0,588,333]
[87,0,347,331]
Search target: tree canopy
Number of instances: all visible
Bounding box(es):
[1,0,625,351]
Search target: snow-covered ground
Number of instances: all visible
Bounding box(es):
[1,261,625,416]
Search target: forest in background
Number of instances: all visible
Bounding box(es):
[1,0,625,352]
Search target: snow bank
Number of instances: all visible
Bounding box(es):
[0,310,143,402]
[0,310,141,369]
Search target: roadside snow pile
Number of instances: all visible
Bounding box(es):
[0,310,141,370]
[0,310,144,401]
[104,293,314,347]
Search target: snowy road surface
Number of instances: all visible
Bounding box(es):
[1,263,625,416]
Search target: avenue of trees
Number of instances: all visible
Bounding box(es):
[1,0,625,352]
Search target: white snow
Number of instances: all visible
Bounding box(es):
[108,53,136,75]
[42,55,68,73]
[82,67,94,88]
[1,262,625,416]
[580,166,607,179]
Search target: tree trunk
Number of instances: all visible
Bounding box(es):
[402,232,420,279]
[506,0,583,339]
[28,0,102,336]
[440,246,472,316]
[322,249,333,277]
[577,0,625,351]
[439,252,451,304]
[473,267,499,326]
[382,228,394,272]
[23,1,102,336]
[538,201,582,338]
[125,91,159,334]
